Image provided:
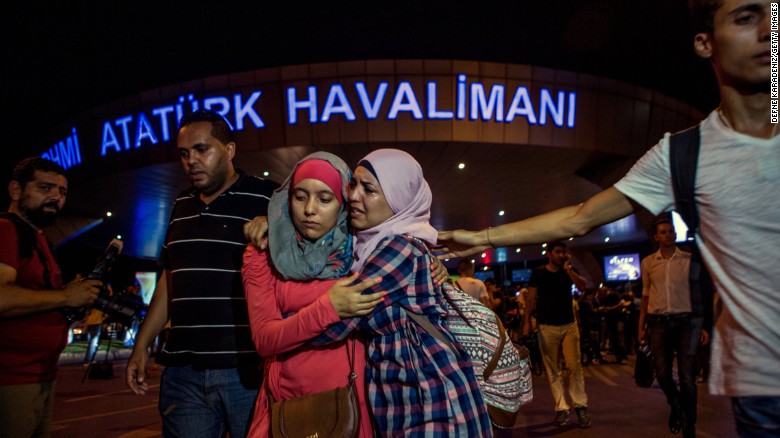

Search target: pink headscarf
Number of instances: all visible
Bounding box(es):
[351,149,438,272]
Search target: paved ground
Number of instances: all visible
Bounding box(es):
[52,352,738,437]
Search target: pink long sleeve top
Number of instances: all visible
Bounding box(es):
[242,245,372,438]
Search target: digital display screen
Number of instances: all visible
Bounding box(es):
[474,271,495,282]
[511,268,532,283]
[603,254,641,281]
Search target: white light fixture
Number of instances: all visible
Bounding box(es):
[542,250,546,255]
[263,171,270,177]
[515,248,521,253]
[458,163,465,170]
[105,211,112,217]
[116,235,122,240]
[542,243,547,248]
[604,237,611,242]
[498,210,505,216]
[481,253,486,258]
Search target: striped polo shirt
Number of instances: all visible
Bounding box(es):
[158,170,278,369]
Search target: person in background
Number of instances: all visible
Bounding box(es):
[638,217,709,437]
[0,157,102,438]
[523,241,591,428]
[455,258,490,307]
[126,109,279,437]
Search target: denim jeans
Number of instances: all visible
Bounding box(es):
[731,396,780,437]
[159,366,258,438]
[647,314,696,426]
[537,322,587,411]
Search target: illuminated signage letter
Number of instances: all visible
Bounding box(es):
[426,82,453,119]
[321,85,356,122]
[567,92,576,128]
[456,75,467,120]
[135,112,158,147]
[152,106,175,142]
[115,116,134,151]
[387,82,423,120]
[505,87,537,124]
[539,89,565,127]
[101,121,122,155]
[42,127,82,170]
[176,94,199,123]
[470,83,505,121]
[234,91,264,130]
[287,86,317,125]
[355,82,388,119]
[203,97,231,117]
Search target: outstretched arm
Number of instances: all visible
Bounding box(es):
[437,187,638,258]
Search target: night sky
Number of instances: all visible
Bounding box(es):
[1,0,719,198]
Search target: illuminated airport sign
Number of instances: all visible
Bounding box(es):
[41,73,577,171]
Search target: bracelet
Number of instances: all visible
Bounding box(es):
[486,227,496,248]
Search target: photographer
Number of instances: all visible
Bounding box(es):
[0,157,102,438]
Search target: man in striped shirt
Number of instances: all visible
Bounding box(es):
[126,109,278,437]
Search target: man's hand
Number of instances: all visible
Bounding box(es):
[126,348,150,395]
[435,230,490,259]
[244,216,269,249]
[700,329,711,346]
[62,276,101,307]
[328,273,385,318]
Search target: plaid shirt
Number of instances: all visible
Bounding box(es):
[315,235,492,437]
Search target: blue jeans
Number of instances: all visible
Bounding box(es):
[159,366,258,438]
[647,314,696,426]
[732,396,780,437]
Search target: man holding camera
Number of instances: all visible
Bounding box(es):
[0,157,103,438]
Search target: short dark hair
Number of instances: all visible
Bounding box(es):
[653,217,674,234]
[11,157,66,188]
[688,0,722,34]
[178,109,235,145]
[547,241,567,252]
[457,259,473,274]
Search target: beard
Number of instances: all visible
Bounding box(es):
[21,202,60,228]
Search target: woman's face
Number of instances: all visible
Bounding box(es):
[347,166,394,231]
[290,178,341,241]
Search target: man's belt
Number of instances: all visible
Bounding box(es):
[647,312,691,321]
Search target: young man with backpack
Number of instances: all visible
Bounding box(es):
[0,157,103,437]
[439,1,778,436]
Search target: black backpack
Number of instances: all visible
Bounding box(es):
[669,127,714,332]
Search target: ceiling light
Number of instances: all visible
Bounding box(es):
[458,163,465,170]
[116,235,122,240]
[541,243,547,248]
[498,210,505,216]
[604,237,611,242]
[263,171,270,177]
[105,211,112,217]
[515,248,521,253]
[481,253,486,258]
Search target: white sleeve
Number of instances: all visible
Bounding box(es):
[613,134,676,216]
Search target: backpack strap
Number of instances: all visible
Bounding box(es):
[0,212,55,289]
[669,126,702,243]
[668,126,714,332]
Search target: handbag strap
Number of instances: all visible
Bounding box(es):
[346,336,357,385]
[267,336,358,405]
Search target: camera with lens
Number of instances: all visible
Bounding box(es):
[62,239,144,326]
